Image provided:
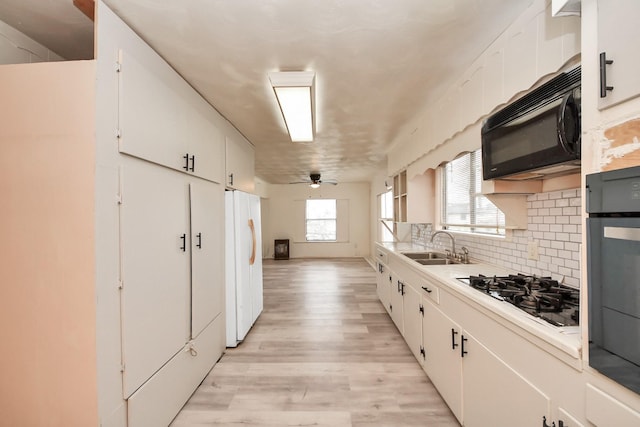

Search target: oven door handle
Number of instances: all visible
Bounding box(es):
[604,226,640,242]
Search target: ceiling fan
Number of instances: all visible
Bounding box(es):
[290,173,338,188]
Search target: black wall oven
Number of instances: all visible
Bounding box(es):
[587,166,640,395]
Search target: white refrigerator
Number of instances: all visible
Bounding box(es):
[225,190,263,347]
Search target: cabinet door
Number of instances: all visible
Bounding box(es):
[390,272,405,334]
[225,135,255,192]
[190,179,224,338]
[403,284,424,364]
[462,331,550,427]
[118,49,224,182]
[598,0,640,109]
[118,49,188,173]
[377,264,392,314]
[120,160,191,398]
[186,100,225,184]
[375,262,387,303]
[422,300,463,422]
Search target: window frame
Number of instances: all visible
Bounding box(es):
[305,198,337,242]
[378,189,394,242]
[440,149,506,236]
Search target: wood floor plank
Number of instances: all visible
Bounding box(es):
[171,258,459,427]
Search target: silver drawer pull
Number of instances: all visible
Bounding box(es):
[604,226,640,242]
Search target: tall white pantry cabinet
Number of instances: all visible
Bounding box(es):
[0,2,242,426]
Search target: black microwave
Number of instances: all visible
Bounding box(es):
[481,66,581,180]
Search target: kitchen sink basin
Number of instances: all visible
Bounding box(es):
[415,258,459,265]
[401,251,448,260]
[401,251,474,265]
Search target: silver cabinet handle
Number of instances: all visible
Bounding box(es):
[604,227,640,242]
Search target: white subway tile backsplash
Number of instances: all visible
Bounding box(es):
[549,207,563,216]
[411,187,581,287]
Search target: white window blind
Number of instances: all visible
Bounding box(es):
[306,199,337,241]
[442,149,505,235]
[379,190,393,242]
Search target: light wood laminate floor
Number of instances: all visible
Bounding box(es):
[171,258,459,427]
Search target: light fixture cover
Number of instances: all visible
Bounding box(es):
[269,71,315,142]
[309,183,320,189]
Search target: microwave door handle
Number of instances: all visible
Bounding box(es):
[558,91,579,155]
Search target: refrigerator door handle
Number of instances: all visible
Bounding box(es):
[249,218,256,265]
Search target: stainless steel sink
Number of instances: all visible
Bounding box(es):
[401,251,448,260]
[401,251,473,265]
[415,258,459,265]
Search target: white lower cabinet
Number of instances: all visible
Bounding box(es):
[462,331,550,427]
[422,298,464,421]
[120,158,225,425]
[120,159,191,397]
[585,383,640,426]
[557,407,585,427]
[189,180,224,338]
[422,297,550,427]
[402,283,424,365]
[375,261,392,314]
[390,271,405,334]
[127,315,224,426]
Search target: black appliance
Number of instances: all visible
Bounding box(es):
[458,274,579,327]
[481,66,581,180]
[587,166,640,395]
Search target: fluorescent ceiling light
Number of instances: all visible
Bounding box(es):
[269,71,315,142]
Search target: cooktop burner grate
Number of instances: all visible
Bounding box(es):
[458,274,579,327]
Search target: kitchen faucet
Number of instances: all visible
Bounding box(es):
[430,230,456,257]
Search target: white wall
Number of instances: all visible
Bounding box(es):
[0,19,64,64]
[263,182,370,259]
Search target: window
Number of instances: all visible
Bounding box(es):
[306,199,337,241]
[442,149,505,235]
[379,190,394,242]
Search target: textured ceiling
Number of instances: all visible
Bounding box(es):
[1,0,533,185]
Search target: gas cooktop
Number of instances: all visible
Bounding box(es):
[458,274,580,327]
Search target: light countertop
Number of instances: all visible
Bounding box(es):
[375,241,582,367]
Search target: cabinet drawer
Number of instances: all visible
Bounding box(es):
[419,281,440,305]
[127,314,224,427]
[375,248,388,264]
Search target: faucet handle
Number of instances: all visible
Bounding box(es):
[460,246,469,263]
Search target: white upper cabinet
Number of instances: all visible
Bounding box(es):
[118,49,224,183]
[504,15,538,101]
[597,0,640,109]
[225,134,255,192]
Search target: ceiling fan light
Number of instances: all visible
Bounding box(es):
[309,182,320,189]
[269,71,315,142]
